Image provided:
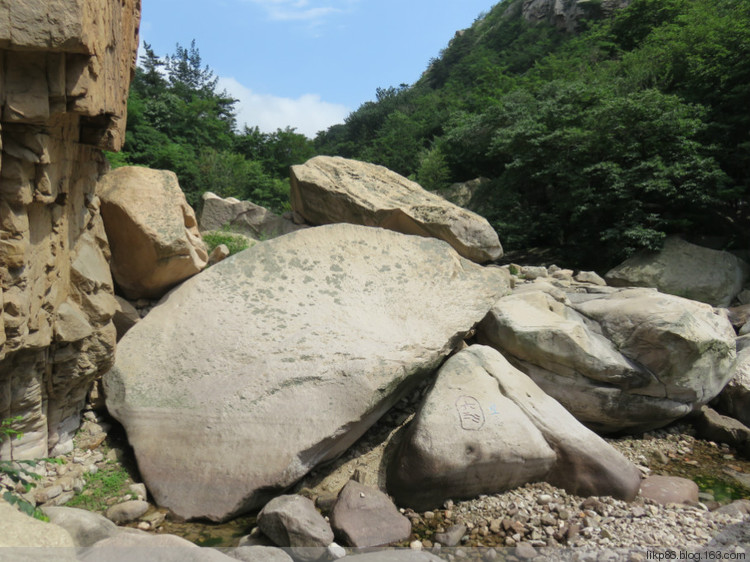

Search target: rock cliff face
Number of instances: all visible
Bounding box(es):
[0,0,140,459]
[521,0,631,32]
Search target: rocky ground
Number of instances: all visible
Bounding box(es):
[3,391,750,562]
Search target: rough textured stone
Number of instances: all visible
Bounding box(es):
[97,166,208,299]
[0,0,139,460]
[330,480,411,547]
[104,224,509,521]
[388,346,641,510]
[199,191,304,239]
[716,336,750,427]
[290,156,503,264]
[693,406,750,458]
[521,0,632,32]
[478,286,737,433]
[112,295,139,341]
[257,495,333,561]
[207,244,230,266]
[605,237,750,307]
[640,475,699,505]
[42,506,120,547]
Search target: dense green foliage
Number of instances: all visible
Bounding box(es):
[117,1,749,269]
[315,0,749,268]
[113,41,315,213]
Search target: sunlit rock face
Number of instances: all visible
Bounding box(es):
[105,224,509,521]
[0,0,140,460]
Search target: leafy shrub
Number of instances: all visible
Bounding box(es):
[202,228,252,256]
[0,417,48,520]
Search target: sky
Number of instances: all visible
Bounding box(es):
[138,0,495,137]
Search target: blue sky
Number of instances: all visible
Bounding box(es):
[139,0,494,137]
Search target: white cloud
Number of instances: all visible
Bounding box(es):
[218,76,350,138]
[245,0,355,24]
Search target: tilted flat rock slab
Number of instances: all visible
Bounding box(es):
[104,224,508,521]
[290,156,503,264]
[478,286,737,433]
[387,346,641,510]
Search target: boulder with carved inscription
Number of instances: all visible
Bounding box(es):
[387,345,641,510]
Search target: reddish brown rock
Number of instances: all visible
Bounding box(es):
[640,475,699,505]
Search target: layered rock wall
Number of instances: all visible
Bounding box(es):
[0,0,140,459]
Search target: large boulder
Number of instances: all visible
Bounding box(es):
[605,237,750,307]
[387,346,642,510]
[716,336,750,427]
[0,499,77,561]
[198,191,304,239]
[290,156,503,264]
[0,0,139,460]
[97,167,208,299]
[104,224,509,521]
[478,286,737,433]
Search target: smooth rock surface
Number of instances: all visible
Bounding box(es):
[605,237,749,307]
[330,480,411,547]
[290,156,503,263]
[388,346,642,510]
[104,224,509,521]
[478,286,737,433]
[97,166,208,299]
[257,495,334,549]
[105,500,150,524]
[229,546,295,562]
[0,499,75,548]
[79,532,235,562]
[639,475,699,505]
[42,506,120,546]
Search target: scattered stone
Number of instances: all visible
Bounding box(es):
[693,406,750,458]
[129,483,148,501]
[714,500,750,517]
[515,542,537,559]
[433,524,467,547]
[290,155,503,263]
[327,542,347,560]
[208,244,231,266]
[574,271,607,286]
[104,500,149,524]
[640,476,699,505]
[257,495,334,552]
[330,480,412,547]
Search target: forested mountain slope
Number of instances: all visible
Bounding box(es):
[315,0,750,268]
